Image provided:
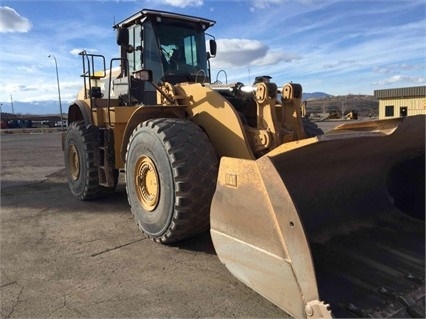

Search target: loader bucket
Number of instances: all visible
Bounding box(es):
[211,115,425,318]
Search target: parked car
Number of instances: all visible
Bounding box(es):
[55,120,67,128]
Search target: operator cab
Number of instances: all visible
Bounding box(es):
[114,9,216,104]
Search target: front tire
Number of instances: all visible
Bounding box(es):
[125,118,218,243]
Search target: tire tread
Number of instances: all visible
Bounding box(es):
[125,118,218,244]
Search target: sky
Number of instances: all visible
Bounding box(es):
[0,0,425,114]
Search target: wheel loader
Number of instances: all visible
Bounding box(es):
[62,9,425,318]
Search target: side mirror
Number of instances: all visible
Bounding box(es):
[116,27,129,46]
[209,39,217,57]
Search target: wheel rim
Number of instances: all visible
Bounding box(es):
[135,156,160,212]
[68,144,80,181]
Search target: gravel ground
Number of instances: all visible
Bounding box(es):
[1,131,288,318]
[0,119,345,318]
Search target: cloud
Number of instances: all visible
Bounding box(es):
[249,0,314,11]
[373,63,424,74]
[211,38,299,70]
[17,65,40,73]
[250,0,284,9]
[0,6,31,33]
[156,0,203,7]
[1,80,82,103]
[373,75,426,86]
[323,60,358,69]
[70,48,98,56]
[372,66,392,74]
[252,50,301,66]
[212,39,268,67]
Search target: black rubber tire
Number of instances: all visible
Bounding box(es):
[64,121,117,200]
[302,117,324,137]
[125,118,218,244]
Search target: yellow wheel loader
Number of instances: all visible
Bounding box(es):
[63,9,425,318]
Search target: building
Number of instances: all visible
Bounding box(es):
[374,86,426,119]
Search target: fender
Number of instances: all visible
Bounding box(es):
[175,83,255,160]
[119,105,186,164]
[67,100,92,127]
[61,100,92,151]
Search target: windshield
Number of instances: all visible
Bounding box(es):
[158,23,208,80]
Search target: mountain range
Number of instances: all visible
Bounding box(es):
[303,92,333,100]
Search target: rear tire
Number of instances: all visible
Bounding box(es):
[64,121,116,200]
[125,118,218,243]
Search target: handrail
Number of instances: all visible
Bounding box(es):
[78,51,106,124]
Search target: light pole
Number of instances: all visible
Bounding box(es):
[48,54,64,130]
